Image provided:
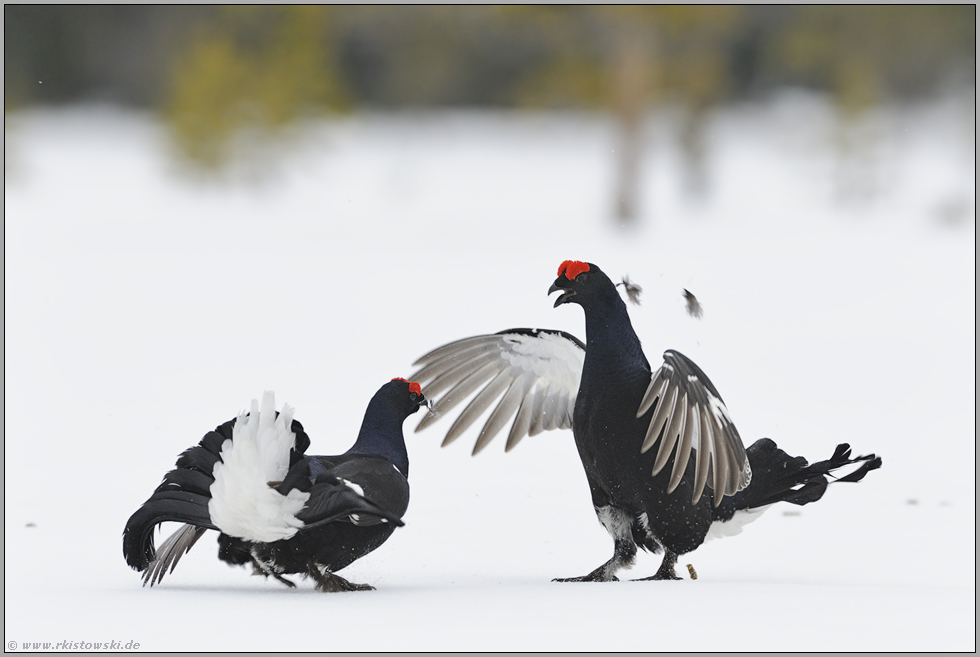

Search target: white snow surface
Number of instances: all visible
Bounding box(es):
[4,95,975,651]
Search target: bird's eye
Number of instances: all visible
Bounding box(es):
[577,273,588,283]
[409,392,418,402]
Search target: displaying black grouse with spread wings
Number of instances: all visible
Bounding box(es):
[410,261,881,581]
[123,378,426,592]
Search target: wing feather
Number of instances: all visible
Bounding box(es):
[547,389,570,431]
[411,329,585,454]
[420,349,500,399]
[526,387,549,437]
[643,385,678,454]
[506,383,538,451]
[637,369,669,418]
[698,411,721,505]
[650,392,686,476]
[473,372,532,455]
[412,334,502,366]
[690,405,710,501]
[444,370,514,446]
[668,404,698,493]
[640,350,750,505]
[415,360,497,435]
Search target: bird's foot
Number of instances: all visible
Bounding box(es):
[553,565,619,583]
[308,566,375,592]
[631,551,682,581]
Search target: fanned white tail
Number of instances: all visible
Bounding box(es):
[209,391,311,542]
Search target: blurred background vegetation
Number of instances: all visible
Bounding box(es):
[5,5,975,213]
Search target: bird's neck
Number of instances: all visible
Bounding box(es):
[582,292,649,376]
[347,399,410,477]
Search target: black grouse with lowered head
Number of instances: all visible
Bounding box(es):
[123,378,427,591]
[409,261,881,581]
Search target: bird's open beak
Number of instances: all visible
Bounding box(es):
[549,280,576,307]
[419,394,438,419]
[409,391,429,415]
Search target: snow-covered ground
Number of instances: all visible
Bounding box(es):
[4,94,975,651]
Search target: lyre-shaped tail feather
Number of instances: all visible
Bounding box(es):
[122,418,233,571]
[718,438,882,518]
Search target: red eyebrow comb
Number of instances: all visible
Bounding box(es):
[558,260,590,280]
[391,378,422,395]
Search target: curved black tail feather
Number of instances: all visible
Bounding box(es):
[122,418,234,571]
[714,438,882,521]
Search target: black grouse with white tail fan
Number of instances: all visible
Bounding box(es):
[123,378,426,592]
[410,261,881,581]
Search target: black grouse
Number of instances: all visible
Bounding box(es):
[123,378,427,592]
[409,260,881,582]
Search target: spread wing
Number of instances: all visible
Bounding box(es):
[409,328,585,454]
[638,350,752,506]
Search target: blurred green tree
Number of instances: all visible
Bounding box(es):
[165,6,349,166]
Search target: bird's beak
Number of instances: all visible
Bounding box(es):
[409,391,429,415]
[549,279,576,307]
[419,394,438,419]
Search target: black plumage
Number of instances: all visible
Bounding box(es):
[410,260,881,581]
[123,379,426,592]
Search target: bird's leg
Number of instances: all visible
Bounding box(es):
[249,555,297,588]
[307,565,375,592]
[631,549,682,581]
[270,572,298,588]
[554,536,637,583]
[555,503,639,582]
